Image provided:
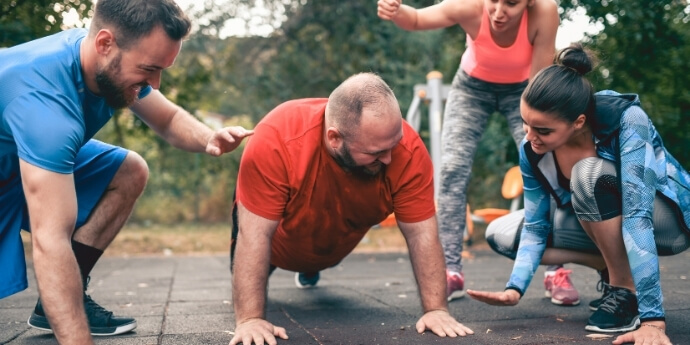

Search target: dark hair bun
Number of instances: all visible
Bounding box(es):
[555,43,594,76]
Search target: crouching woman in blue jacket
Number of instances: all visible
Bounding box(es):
[467,43,690,345]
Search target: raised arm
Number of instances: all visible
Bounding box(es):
[19,160,94,345]
[528,0,560,79]
[398,216,473,338]
[377,0,480,32]
[229,203,287,345]
[130,90,253,156]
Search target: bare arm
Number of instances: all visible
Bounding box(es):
[378,0,480,32]
[528,0,560,79]
[130,90,253,156]
[229,203,287,345]
[19,160,94,345]
[398,216,473,337]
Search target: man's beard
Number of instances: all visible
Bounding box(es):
[95,53,138,109]
[333,141,383,176]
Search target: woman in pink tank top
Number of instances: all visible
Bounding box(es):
[377,0,580,307]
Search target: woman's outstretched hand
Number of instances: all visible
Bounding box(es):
[467,288,521,306]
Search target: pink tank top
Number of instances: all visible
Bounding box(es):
[460,8,532,83]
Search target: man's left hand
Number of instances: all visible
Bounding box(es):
[206,126,254,156]
[415,309,474,337]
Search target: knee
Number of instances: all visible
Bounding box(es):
[570,157,616,203]
[570,157,599,198]
[119,152,149,195]
[485,211,523,260]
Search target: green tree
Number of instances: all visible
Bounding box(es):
[0,0,92,47]
[561,0,690,166]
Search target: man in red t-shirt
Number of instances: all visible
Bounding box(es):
[229,73,473,345]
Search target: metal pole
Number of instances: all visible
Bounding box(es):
[426,71,443,200]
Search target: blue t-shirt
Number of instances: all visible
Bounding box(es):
[0,29,152,178]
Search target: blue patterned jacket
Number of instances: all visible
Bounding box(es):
[506,90,690,321]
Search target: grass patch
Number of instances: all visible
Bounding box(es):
[21,223,412,257]
[21,222,486,257]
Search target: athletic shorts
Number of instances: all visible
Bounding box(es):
[0,139,127,299]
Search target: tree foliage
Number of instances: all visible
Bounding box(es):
[6,0,690,221]
[0,0,93,47]
[563,0,690,165]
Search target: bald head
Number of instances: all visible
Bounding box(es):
[326,72,399,139]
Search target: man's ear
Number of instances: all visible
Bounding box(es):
[94,29,116,56]
[326,127,344,151]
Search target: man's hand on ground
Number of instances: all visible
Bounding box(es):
[415,309,474,337]
[229,318,288,345]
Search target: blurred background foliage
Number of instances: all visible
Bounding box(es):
[2,0,689,225]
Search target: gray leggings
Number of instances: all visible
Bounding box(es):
[438,69,528,273]
[487,158,690,259]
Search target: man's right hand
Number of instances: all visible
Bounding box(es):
[230,318,288,345]
[377,0,402,21]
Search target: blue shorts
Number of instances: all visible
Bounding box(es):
[0,139,128,299]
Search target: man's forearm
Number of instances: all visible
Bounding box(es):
[410,238,448,312]
[399,218,448,312]
[231,207,275,323]
[161,108,213,153]
[33,239,94,345]
[232,259,270,323]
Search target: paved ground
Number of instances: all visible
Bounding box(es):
[1,247,688,345]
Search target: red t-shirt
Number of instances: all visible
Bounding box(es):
[237,98,435,272]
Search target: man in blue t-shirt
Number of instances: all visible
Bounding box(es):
[0,0,253,343]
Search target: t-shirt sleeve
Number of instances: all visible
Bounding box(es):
[390,134,435,223]
[4,91,83,173]
[236,123,291,220]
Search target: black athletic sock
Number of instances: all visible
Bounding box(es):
[599,267,609,284]
[71,240,104,290]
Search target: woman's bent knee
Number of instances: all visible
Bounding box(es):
[486,210,524,260]
[571,158,620,222]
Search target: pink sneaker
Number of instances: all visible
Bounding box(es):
[446,270,465,302]
[544,268,580,306]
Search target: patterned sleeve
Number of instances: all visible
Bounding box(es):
[618,106,665,321]
[505,142,552,294]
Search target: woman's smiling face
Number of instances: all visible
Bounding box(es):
[520,99,583,154]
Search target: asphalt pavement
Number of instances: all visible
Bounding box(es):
[1,247,688,345]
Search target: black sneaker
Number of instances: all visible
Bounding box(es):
[294,272,320,289]
[589,281,612,311]
[585,285,640,333]
[589,269,610,311]
[28,294,137,336]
